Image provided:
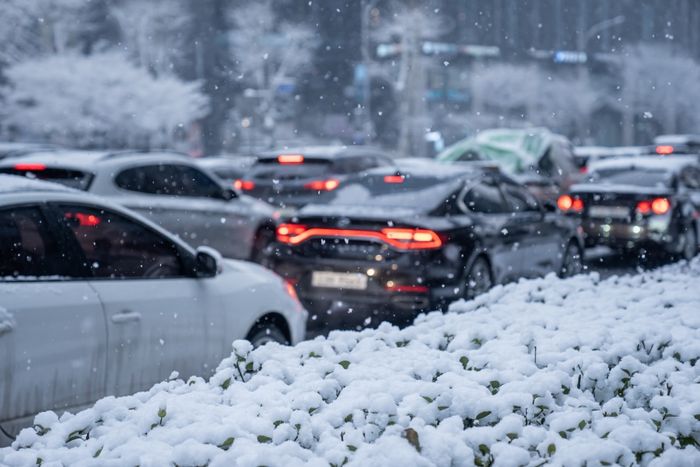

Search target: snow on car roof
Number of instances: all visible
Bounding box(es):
[0,174,74,194]
[258,145,387,160]
[588,155,698,173]
[653,134,700,145]
[0,150,192,169]
[3,258,699,465]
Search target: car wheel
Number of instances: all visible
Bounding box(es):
[247,323,289,348]
[559,242,584,278]
[681,226,697,261]
[464,256,493,300]
[251,227,275,268]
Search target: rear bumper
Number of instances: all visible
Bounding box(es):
[271,247,463,333]
[581,217,678,251]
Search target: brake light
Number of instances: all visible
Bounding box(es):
[557,195,584,213]
[234,179,255,191]
[304,179,340,191]
[636,197,671,215]
[656,145,674,155]
[276,223,308,243]
[277,154,304,164]
[578,166,588,175]
[384,175,405,184]
[276,225,442,250]
[65,212,101,227]
[385,283,429,293]
[14,163,46,171]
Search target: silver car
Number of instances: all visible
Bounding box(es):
[0,150,277,261]
[0,175,307,444]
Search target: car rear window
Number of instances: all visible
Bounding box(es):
[250,158,332,180]
[327,174,459,209]
[0,167,93,190]
[590,168,672,188]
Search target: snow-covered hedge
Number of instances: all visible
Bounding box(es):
[2,260,700,466]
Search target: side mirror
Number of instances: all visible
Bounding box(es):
[195,246,223,277]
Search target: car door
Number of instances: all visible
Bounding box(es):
[0,204,107,435]
[55,203,226,397]
[113,164,257,259]
[459,179,525,283]
[500,179,562,276]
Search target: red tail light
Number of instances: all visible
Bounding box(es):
[276,223,308,243]
[234,179,255,191]
[638,197,670,215]
[384,175,405,184]
[578,166,588,175]
[557,195,584,213]
[14,163,46,171]
[656,145,674,155]
[277,154,304,164]
[304,179,340,191]
[275,224,442,250]
[385,283,429,293]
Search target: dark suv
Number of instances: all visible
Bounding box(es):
[235,146,396,208]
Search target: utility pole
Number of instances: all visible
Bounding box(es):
[360,0,379,143]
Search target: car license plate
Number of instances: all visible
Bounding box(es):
[311,271,368,290]
[589,205,629,219]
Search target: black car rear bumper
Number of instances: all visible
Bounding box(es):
[271,246,464,333]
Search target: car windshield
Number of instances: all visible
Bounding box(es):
[590,168,672,188]
[326,174,458,209]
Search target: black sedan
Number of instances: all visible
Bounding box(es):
[271,163,584,332]
[559,156,700,259]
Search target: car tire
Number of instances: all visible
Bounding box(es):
[247,323,289,348]
[559,241,584,278]
[251,227,276,268]
[681,225,697,261]
[464,256,493,300]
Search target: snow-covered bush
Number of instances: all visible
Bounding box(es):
[0,53,209,149]
[1,259,699,466]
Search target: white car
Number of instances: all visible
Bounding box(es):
[0,175,307,444]
[0,150,277,261]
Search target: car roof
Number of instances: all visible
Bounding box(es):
[588,155,699,174]
[0,150,194,171]
[0,174,76,194]
[257,145,388,161]
[653,134,700,145]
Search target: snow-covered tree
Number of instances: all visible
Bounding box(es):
[110,0,190,76]
[372,4,444,155]
[227,0,317,143]
[1,53,209,149]
[620,44,700,138]
[470,63,598,137]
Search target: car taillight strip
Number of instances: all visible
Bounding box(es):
[276,225,442,250]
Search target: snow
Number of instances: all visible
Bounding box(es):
[2,259,700,466]
[0,174,73,194]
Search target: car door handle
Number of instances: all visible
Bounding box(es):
[111,310,141,324]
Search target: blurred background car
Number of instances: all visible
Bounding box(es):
[652,134,700,156]
[0,150,278,262]
[271,162,583,334]
[196,154,258,188]
[235,145,397,209]
[436,128,581,203]
[0,175,306,441]
[558,155,700,259]
[572,145,650,173]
